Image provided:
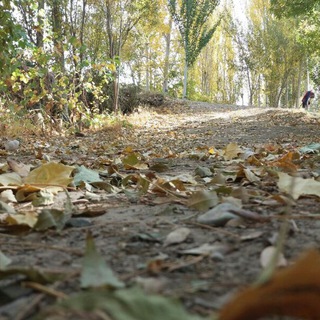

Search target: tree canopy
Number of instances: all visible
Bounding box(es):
[0,0,319,117]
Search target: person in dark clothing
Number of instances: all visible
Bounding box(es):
[302,90,315,109]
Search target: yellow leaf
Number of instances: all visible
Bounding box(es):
[23,163,74,187]
[223,143,242,160]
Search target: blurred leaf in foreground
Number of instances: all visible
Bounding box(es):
[34,209,69,231]
[278,172,320,200]
[58,287,205,320]
[0,264,68,283]
[219,249,320,320]
[299,143,320,154]
[81,233,125,289]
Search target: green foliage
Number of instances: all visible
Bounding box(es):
[0,1,28,85]
[270,0,320,92]
[270,0,320,18]
[310,56,320,86]
[168,0,221,67]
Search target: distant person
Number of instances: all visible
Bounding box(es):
[302,90,315,109]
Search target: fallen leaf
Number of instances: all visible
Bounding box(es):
[149,163,169,172]
[195,166,213,178]
[32,189,54,206]
[7,159,31,178]
[197,203,241,226]
[5,211,38,228]
[299,143,320,154]
[55,287,204,320]
[81,233,125,289]
[122,152,148,170]
[268,151,299,171]
[15,185,41,202]
[278,172,320,200]
[260,246,287,268]
[34,209,69,231]
[23,162,74,187]
[188,190,219,211]
[0,189,17,203]
[0,172,22,186]
[180,243,230,257]
[242,168,260,183]
[219,249,320,320]
[73,165,102,186]
[0,266,69,283]
[135,277,167,294]
[0,251,12,269]
[163,227,191,247]
[223,143,243,160]
[0,201,16,214]
[240,231,264,241]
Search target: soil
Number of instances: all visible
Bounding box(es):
[0,100,320,320]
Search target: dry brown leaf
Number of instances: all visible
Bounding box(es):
[268,151,299,172]
[7,159,31,178]
[219,249,320,320]
[223,143,243,160]
[163,227,191,247]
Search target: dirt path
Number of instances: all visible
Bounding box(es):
[1,101,320,319]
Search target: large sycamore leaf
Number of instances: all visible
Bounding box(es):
[219,249,320,320]
[278,172,320,200]
[24,162,74,187]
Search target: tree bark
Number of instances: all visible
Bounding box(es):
[52,0,65,71]
[183,57,188,98]
[296,58,303,108]
[36,0,44,48]
[163,18,172,94]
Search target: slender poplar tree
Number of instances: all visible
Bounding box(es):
[168,0,221,98]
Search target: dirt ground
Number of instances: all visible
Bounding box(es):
[0,100,320,320]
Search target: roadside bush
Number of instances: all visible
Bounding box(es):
[138,91,165,107]
[118,84,142,114]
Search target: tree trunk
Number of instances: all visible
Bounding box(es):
[163,18,172,94]
[306,57,310,90]
[145,42,150,91]
[113,71,119,112]
[296,59,303,108]
[79,0,87,65]
[105,0,119,112]
[36,0,44,48]
[52,0,65,71]
[183,57,188,98]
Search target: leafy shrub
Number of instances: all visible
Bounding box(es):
[138,91,165,107]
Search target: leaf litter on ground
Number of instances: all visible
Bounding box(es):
[1,104,320,319]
